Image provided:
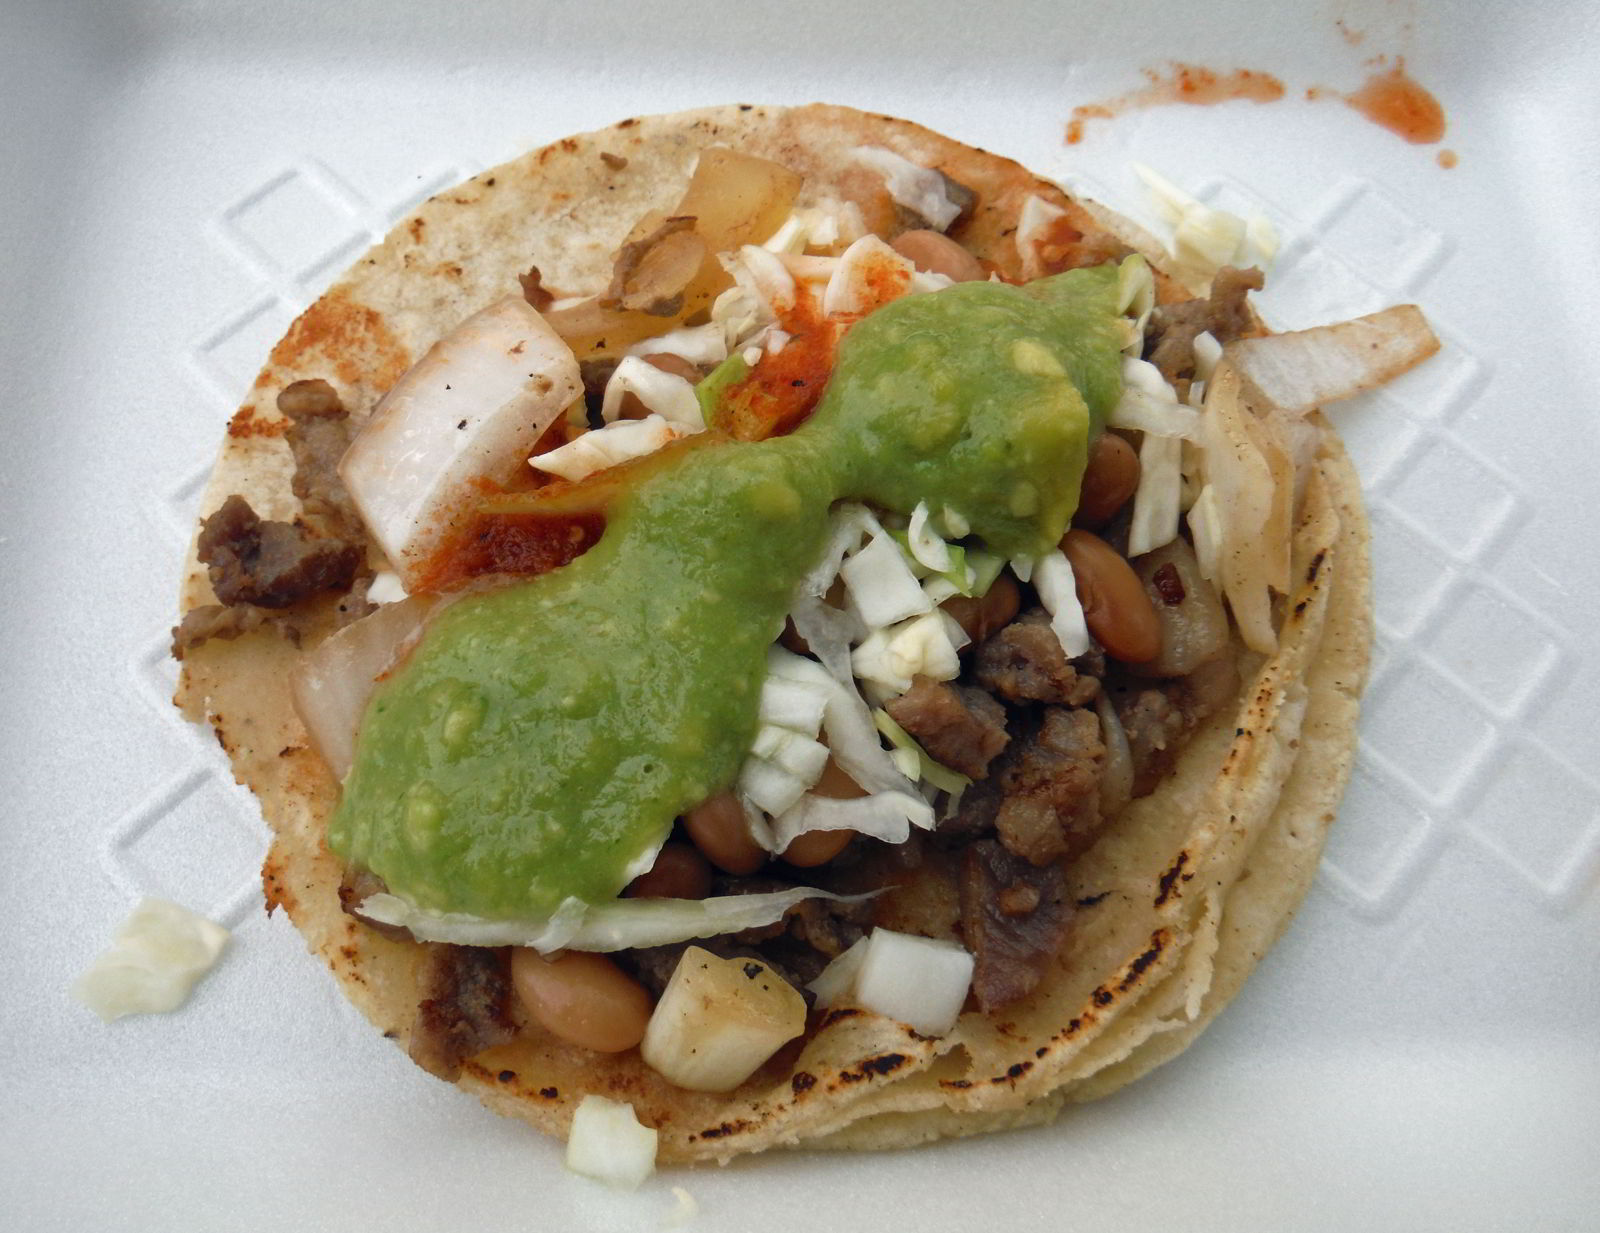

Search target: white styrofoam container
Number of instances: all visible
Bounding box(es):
[3,1,1596,1229]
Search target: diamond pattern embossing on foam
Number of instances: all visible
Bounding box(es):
[1317,760,1442,917]
[102,768,269,928]
[1360,652,1500,809]
[219,165,366,285]
[1462,743,1600,907]
[1300,177,1452,297]
[1381,433,1527,564]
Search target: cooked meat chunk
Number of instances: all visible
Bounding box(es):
[620,936,822,1006]
[885,675,1009,778]
[1117,687,1189,798]
[1145,265,1264,393]
[408,946,517,1081]
[948,708,1107,865]
[972,609,1100,706]
[197,494,363,609]
[517,263,554,311]
[276,379,362,535]
[959,840,1072,1011]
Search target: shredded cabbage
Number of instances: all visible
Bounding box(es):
[841,528,933,628]
[600,355,704,428]
[873,709,971,797]
[529,415,682,483]
[357,886,871,952]
[1127,432,1183,556]
[1032,549,1091,658]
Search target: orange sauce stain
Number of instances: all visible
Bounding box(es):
[1066,62,1285,144]
[1436,149,1458,169]
[1341,58,1446,144]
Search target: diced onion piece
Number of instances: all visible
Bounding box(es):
[1015,194,1067,282]
[640,948,807,1092]
[73,899,229,1022]
[817,927,974,1037]
[339,296,581,590]
[357,885,867,952]
[364,570,407,606]
[291,595,440,779]
[1032,550,1090,658]
[530,415,681,483]
[842,530,933,628]
[600,356,704,428]
[758,674,830,738]
[1227,305,1441,417]
[807,935,869,1008]
[623,321,728,367]
[822,234,916,319]
[853,146,962,230]
[1127,432,1183,556]
[851,612,960,694]
[1133,164,1278,292]
[565,1096,658,1189]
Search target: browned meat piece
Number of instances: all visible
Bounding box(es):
[517,264,554,310]
[972,609,1100,706]
[276,379,362,535]
[1145,266,1265,393]
[946,708,1107,865]
[959,840,1072,1011]
[198,494,363,609]
[170,602,300,660]
[408,946,518,1081]
[885,676,1009,779]
[619,937,823,1005]
[1117,687,1189,797]
[783,893,871,959]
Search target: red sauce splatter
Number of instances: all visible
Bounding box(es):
[720,287,837,441]
[1066,63,1286,144]
[1339,58,1446,144]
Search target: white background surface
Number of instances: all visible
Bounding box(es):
[3,1,1597,1229]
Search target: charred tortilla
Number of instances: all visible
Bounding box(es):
[176,103,1390,1162]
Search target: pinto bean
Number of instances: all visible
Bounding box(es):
[625,841,713,899]
[684,792,766,875]
[1060,529,1162,664]
[510,949,653,1053]
[1074,433,1141,528]
[779,759,863,868]
[941,573,1022,644]
[890,229,986,282]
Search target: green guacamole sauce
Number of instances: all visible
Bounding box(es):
[329,266,1126,920]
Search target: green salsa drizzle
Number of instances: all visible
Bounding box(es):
[329,267,1126,920]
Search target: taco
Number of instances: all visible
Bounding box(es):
[172,103,1437,1163]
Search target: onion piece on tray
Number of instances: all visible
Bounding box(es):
[338,296,582,591]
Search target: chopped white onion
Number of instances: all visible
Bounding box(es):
[72,898,229,1022]
[1015,193,1068,282]
[357,885,868,952]
[364,570,407,606]
[822,234,916,319]
[1191,330,1223,383]
[841,529,933,628]
[853,146,962,230]
[565,1096,658,1189]
[807,935,869,1008]
[851,612,960,694]
[1032,549,1091,658]
[811,927,974,1037]
[338,296,582,590]
[600,356,704,428]
[757,674,830,739]
[1127,432,1183,556]
[529,415,682,483]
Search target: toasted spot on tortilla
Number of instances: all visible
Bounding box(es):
[267,287,411,390]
